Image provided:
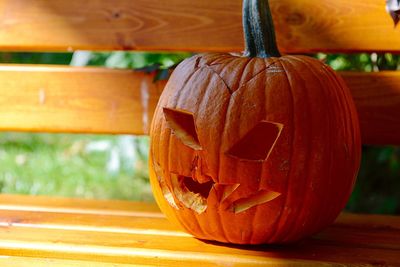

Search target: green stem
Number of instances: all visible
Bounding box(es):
[243,0,281,58]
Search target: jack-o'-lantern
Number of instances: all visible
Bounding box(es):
[149,0,361,244]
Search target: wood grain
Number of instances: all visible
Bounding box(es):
[342,72,400,145]
[0,65,166,135]
[0,65,399,145]
[0,194,162,216]
[0,256,148,267]
[0,0,398,53]
[0,195,399,266]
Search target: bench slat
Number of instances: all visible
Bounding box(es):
[0,195,399,266]
[0,256,147,267]
[0,65,165,135]
[0,0,398,53]
[2,194,400,230]
[342,72,400,145]
[0,209,399,250]
[0,65,399,145]
[0,194,161,215]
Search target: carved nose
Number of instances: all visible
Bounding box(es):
[170,173,215,214]
[191,155,213,184]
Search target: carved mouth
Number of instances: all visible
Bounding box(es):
[154,161,281,215]
[171,174,214,214]
[170,174,281,215]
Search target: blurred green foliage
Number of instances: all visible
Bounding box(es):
[348,146,400,214]
[316,53,400,72]
[0,52,73,65]
[88,51,191,69]
[0,51,398,214]
[0,133,152,201]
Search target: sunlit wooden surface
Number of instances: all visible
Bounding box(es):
[0,0,398,53]
[342,72,400,145]
[0,194,398,266]
[0,64,398,145]
[0,65,165,135]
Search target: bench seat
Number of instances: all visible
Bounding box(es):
[0,194,399,266]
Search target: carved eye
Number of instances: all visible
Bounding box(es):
[227,121,283,161]
[163,107,202,150]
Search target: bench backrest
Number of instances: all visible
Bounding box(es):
[0,0,399,145]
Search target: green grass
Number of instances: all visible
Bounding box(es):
[0,133,153,201]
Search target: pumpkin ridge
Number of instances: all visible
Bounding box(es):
[266,59,296,243]
[165,67,210,238]
[201,65,233,94]
[234,58,281,94]
[198,64,237,242]
[201,56,257,94]
[163,133,199,234]
[321,64,360,162]
[318,60,350,236]
[183,66,234,241]
[306,60,351,222]
[249,64,274,243]
[197,77,231,183]
[161,64,202,175]
[269,58,309,242]
[280,57,324,242]
[199,53,230,66]
[320,62,361,218]
[247,59,291,243]
[289,56,339,238]
[169,66,202,108]
[307,57,339,239]
[231,56,255,92]
[176,77,219,239]
[318,62,356,231]
[205,57,282,95]
[215,79,239,243]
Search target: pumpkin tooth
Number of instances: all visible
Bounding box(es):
[191,155,212,184]
[154,161,179,210]
[218,184,240,202]
[229,190,281,214]
[170,174,214,214]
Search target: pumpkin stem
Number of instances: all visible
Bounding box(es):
[243,0,281,58]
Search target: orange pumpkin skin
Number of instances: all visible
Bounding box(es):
[149,53,361,244]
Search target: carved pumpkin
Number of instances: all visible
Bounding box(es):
[149,0,361,244]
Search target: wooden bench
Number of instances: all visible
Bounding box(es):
[0,0,399,266]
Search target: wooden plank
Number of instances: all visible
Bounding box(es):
[342,72,400,145]
[0,256,148,267]
[0,209,399,250]
[0,65,166,135]
[0,194,162,216]
[0,195,399,266]
[1,215,399,266]
[0,65,399,145]
[0,0,399,53]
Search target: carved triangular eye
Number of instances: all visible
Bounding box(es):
[227,121,283,161]
[163,107,202,150]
